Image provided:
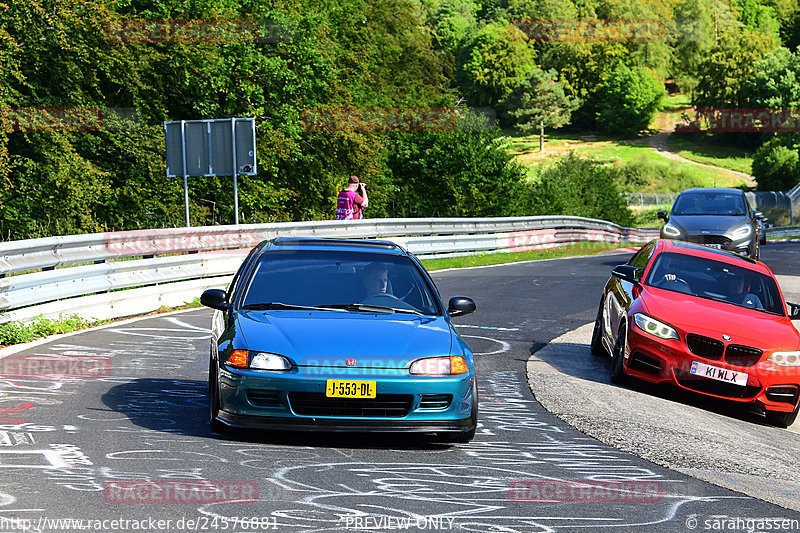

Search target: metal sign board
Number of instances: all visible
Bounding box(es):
[164,118,256,177]
[164,118,257,227]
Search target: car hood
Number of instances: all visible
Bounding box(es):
[669,215,749,234]
[235,311,455,367]
[641,289,800,350]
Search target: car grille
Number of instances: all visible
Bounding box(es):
[685,235,732,246]
[686,334,724,360]
[629,352,662,375]
[419,394,452,409]
[674,369,760,399]
[288,393,413,418]
[724,345,763,367]
[246,390,281,407]
[765,386,799,405]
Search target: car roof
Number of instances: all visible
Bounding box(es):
[654,239,767,271]
[264,236,407,255]
[676,187,745,196]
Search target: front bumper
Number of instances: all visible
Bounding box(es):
[214,365,476,433]
[622,327,800,414]
[680,233,754,257]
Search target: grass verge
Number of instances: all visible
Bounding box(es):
[665,133,754,175]
[421,241,633,271]
[504,129,749,189]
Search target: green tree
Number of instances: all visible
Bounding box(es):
[596,64,665,135]
[386,113,528,217]
[693,27,777,109]
[503,68,576,151]
[455,21,536,106]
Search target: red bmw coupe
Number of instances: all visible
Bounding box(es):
[591,239,800,427]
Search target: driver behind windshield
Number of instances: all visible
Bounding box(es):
[362,262,389,296]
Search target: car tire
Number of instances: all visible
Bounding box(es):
[437,379,478,443]
[765,404,799,428]
[208,360,228,434]
[610,324,627,385]
[590,301,609,357]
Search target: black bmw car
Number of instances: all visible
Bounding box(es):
[657,188,764,259]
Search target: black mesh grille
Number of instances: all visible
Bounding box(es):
[724,345,763,367]
[686,334,724,360]
[288,393,413,418]
[674,369,760,399]
[419,394,452,409]
[685,235,732,246]
[765,386,799,405]
[629,352,662,375]
[246,390,281,407]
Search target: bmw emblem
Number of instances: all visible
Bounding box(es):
[722,334,731,341]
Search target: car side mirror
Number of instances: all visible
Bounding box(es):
[657,210,668,222]
[448,296,476,317]
[201,289,231,311]
[612,265,640,284]
[788,302,800,320]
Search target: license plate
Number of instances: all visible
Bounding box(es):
[325,380,376,398]
[705,244,723,249]
[689,361,748,387]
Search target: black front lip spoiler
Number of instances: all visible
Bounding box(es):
[215,410,475,433]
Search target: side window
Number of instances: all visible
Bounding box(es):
[227,247,258,303]
[627,243,655,278]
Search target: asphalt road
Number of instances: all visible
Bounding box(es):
[0,243,798,532]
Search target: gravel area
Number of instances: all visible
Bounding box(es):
[527,323,800,512]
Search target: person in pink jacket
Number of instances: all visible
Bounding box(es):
[335,175,368,220]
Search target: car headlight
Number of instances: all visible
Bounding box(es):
[633,313,679,340]
[732,224,752,239]
[250,352,293,371]
[662,223,681,237]
[409,356,469,375]
[767,351,800,367]
[226,350,293,371]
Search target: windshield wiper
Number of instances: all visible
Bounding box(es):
[241,302,342,312]
[324,303,423,315]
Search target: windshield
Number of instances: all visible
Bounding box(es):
[672,192,747,216]
[644,252,785,315]
[240,250,442,315]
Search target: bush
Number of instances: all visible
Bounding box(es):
[521,152,634,226]
[385,113,529,217]
[752,137,800,191]
[596,64,665,135]
[0,314,93,345]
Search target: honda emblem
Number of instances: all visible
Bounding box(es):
[346,359,356,366]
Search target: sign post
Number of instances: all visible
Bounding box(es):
[165,118,256,227]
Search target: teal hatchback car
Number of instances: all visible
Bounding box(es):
[200,237,478,442]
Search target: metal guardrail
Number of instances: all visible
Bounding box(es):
[0,217,660,324]
[766,226,800,239]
